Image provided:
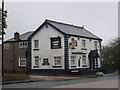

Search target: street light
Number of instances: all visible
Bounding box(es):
[2,0,4,76]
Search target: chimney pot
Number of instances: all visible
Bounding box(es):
[14,32,19,40]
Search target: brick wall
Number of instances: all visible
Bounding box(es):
[3,41,28,73]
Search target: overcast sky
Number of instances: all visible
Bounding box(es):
[0,1,118,45]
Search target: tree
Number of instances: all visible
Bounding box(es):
[102,37,120,71]
[0,8,7,36]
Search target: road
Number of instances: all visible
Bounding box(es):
[53,79,118,88]
[3,75,119,88]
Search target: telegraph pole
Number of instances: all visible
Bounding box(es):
[2,0,4,76]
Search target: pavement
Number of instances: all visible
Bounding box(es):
[53,79,118,88]
[2,73,118,85]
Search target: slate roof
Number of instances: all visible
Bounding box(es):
[5,31,34,42]
[5,19,102,42]
[29,19,102,40]
[46,19,102,40]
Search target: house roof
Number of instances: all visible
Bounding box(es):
[29,19,102,41]
[46,19,102,40]
[5,31,34,42]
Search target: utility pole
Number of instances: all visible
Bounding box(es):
[2,0,4,76]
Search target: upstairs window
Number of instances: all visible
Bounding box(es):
[19,41,28,48]
[34,40,39,49]
[4,43,10,49]
[54,56,62,66]
[94,41,97,49]
[82,40,86,50]
[19,57,26,67]
[82,40,86,49]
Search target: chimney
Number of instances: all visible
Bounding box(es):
[81,25,84,29]
[14,32,19,40]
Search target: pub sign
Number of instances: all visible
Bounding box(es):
[51,37,61,49]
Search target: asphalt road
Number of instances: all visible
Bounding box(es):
[53,79,118,88]
[3,75,119,88]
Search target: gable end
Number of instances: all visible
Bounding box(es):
[28,21,66,40]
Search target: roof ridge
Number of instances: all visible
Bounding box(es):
[20,31,34,37]
[46,19,84,29]
[5,31,34,42]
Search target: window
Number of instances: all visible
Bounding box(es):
[50,37,61,49]
[82,55,87,67]
[4,43,10,49]
[54,56,62,66]
[24,42,28,48]
[82,40,86,48]
[42,58,49,65]
[19,41,28,48]
[34,40,39,49]
[19,57,26,67]
[34,56,39,66]
[19,42,23,48]
[71,56,76,66]
[94,41,97,49]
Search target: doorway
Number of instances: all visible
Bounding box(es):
[78,56,81,67]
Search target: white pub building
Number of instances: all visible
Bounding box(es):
[28,19,102,74]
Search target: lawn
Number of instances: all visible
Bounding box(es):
[4,73,29,76]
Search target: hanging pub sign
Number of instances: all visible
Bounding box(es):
[70,38,77,49]
[51,37,61,49]
[72,40,77,47]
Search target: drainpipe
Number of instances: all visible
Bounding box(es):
[99,40,102,70]
[12,42,14,72]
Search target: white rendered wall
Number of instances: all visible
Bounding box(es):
[68,36,101,69]
[31,24,64,69]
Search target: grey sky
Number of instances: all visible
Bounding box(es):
[2,2,118,45]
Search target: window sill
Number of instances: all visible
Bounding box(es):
[51,47,62,49]
[19,47,28,49]
[33,66,39,68]
[33,49,39,51]
[71,47,75,49]
[42,64,50,65]
[71,65,77,67]
[52,66,62,68]
[82,65,87,67]
[81,48,87,50]
[18,66,26,68]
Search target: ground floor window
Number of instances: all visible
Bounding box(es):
[82,55,87,67]
[34,56,39,66]
[54,56,62,66]
[42,58,49,65]
[19,57,26,67]
[71,56,76,66]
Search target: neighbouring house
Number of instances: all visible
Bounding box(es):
[3,31,33,73]
[28,19,102,74]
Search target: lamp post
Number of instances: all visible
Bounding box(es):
[2,0,4,76]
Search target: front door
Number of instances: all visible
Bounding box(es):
[78,56,81,67]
